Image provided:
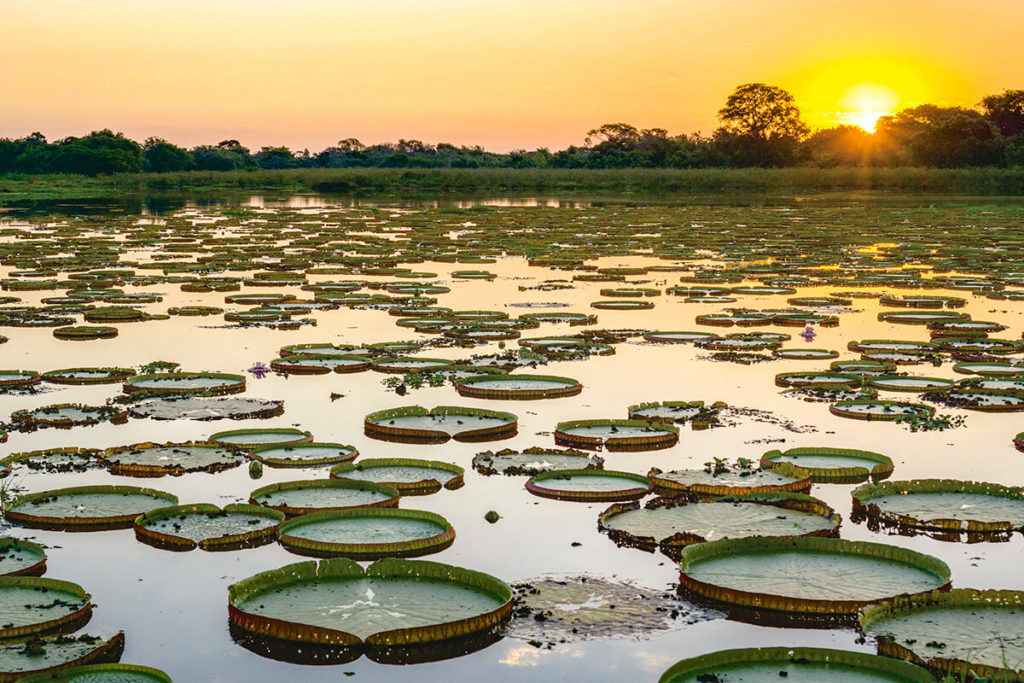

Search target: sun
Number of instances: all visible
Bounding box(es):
[837,83,901,132]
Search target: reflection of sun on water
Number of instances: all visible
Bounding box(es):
[837,83,901,131]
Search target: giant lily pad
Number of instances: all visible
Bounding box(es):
[330,458,463,495]
[775,372,861,389]
[249,479,400,516]
[278,508,455,559]
[39,367,134,386]
[831,359,897,377]
[648,463,812,496]
[924,386,1024,412]
[852,479,1024,535]
[271,354,371,375]
[209,427,312,447]
[829,400,934,421]
[370,357,455,374]
[677,536,950,616]
[867,375,954,392]
[249,442,358,468]
[10,404,127,430]
[455,374,581,400]
[627,401,719,425]
[0,449,102,477]
[0,539,46,577]
[600,492,839,556]
[122,372,246,395]
[773,348,840,360]
[228,558,513,652]
[859,588,1024,681]
[554,419,678,451]
[471,447,604,476]
[643,331,718,343]
[0,632,125,682]
[127,397,284,421]
[952,361,1024,377]
[5,486,177,531]
[658,646,933,683]
[364,406,518,443]
[878,311,969,325]
[19,663,171,682]
[0,371,40,388]
[525,469,652,502]
[848,340,933,354]
[0,577,91,639]
[279,343,360,357]
[134,503,284,551]
[761,447,893,483]
[52,326,118,341]
[101,442,244,477]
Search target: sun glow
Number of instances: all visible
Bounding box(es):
[837,83,902,131]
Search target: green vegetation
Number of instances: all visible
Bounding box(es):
[5,166,1024,203]
[2,85,1022,199]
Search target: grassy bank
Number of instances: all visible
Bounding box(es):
[2,166,1024,201]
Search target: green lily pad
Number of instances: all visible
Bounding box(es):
[852,479,1024,534]
[0,577,91,639]
[0,539,46,577]
[278,508,455,559]
[5,486,178,531]
[249,442,358,468]
[208,427,312,446]
[0,632,125,682]
[599,492,839,552]
[330,458,463,495]
[250,479,400,516]
[678,536,950,615]
[364,406,518,443]
[228,558,512,647]
[101,442,244,476]
[761,447,893,483]
[135,503,284,551]
[860,588,1024,681]
[658,646,933,683]
[554,419,678,452]
[526,469,652,502]
[471,447,604,476]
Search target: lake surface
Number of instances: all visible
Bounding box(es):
[1,193,1024,681]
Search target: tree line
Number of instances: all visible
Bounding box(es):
[1,84,1022,175]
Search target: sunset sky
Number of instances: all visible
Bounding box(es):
[3,0,1022,151]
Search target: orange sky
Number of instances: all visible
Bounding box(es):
[2,0,1022,151]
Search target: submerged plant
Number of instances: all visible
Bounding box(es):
[895,412,967,432]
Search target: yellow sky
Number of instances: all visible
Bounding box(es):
[2,0,1021,150]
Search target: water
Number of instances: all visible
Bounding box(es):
[1,194,1024,681]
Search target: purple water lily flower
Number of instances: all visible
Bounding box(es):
[248,362,270,379]
[800,326,816,342]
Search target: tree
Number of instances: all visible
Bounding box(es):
[716,83,809,166]
[911,114,1000,167]
[875,105,994,165]
[191,140,254,171]
[143,137,193,172]
[254,146,298,169]
[584,124,681,167]
[11,133,53,173]
[717,83,809,141]
[981,90,1024,137]
[48,130,142,175]
[803,125,877,167]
